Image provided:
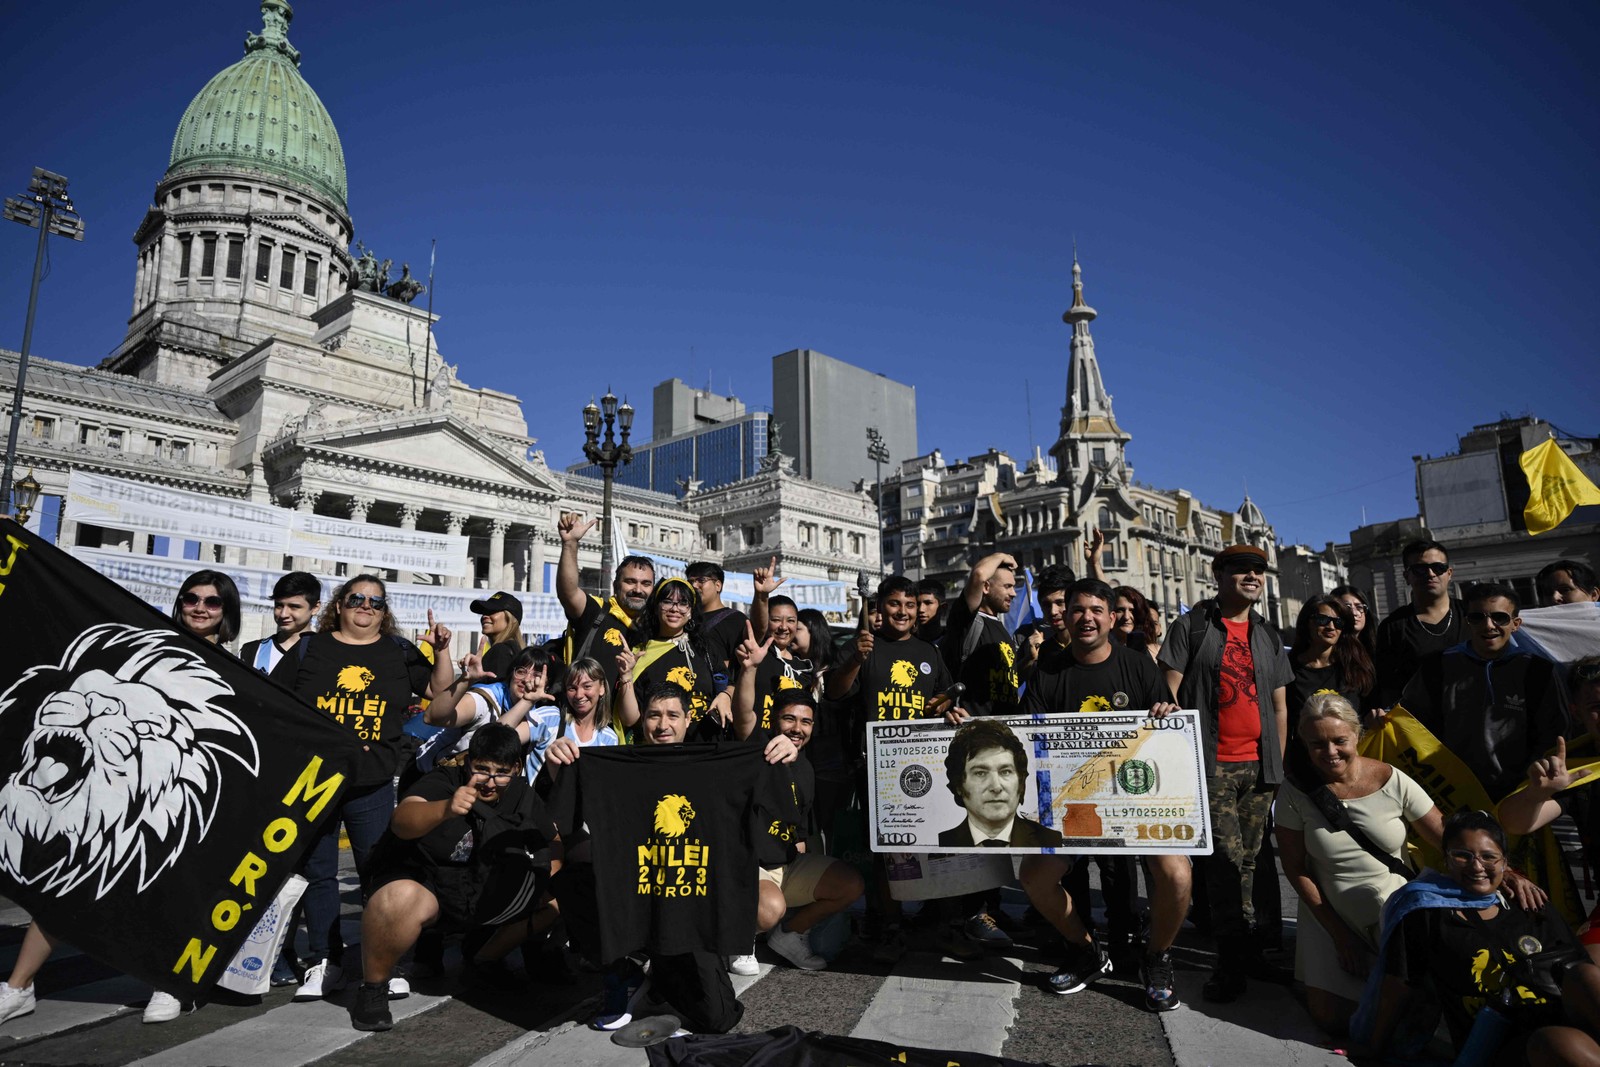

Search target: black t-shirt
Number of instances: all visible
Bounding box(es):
[1374,599,1465,707]
[391,764,555,870]
[632,643,726,725]
[751,652,815,733]
[481,640,519,683]
[568,597,632,689]
[943,601,1020,716]
[747,729,817,866]
[1387,899,1586,1047]
[700,608,748,672]
[271,632,430,784]
[847,634,954,724]
[548,742,799,961]
[1021,641,1171,715]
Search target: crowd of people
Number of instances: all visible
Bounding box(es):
[0,522,1597,1063]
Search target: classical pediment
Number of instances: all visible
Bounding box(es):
[265,409,562,498]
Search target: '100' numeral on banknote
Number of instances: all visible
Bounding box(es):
[866,712,1213,855]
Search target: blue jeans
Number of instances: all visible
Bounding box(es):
[299,781,395,962]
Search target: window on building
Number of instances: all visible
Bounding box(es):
[743,524,763,547]
[255,240,273,282]
[78,424,98,445]
[706,531,720,551]
[30,415,55,440]
[827,528,841,551]
[105,429,124,451]
[170,441,190,463]
[279,249,296,289]
[798,523,814,548]
[225,238,243,279]
[147,435,165,456]
[849,532,864,555]
[178,238,192,279]
[628,522,642,540]
[1092,447,1106,464]
[303,255,319,297]
[1097,505,1113,529]
[200,237,217,277]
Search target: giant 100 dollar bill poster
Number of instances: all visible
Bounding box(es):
[867,713,1213,856]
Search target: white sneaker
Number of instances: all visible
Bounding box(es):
[725,953,759,976]
[766,926,826,970]
[143,991,191,1023]
[387,975,410,1000]
[0,982,36,1024]
[294,959,344,1002]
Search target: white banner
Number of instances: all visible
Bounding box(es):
[72,547,567,640]
[66,469,288,552]
[287,511,468,577]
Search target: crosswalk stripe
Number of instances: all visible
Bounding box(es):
[468,960,775,1067]
[850,951,1021,1056]
[0,976,146,1042]
[123,990,450,1067]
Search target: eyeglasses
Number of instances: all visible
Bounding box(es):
[1341,601,1367,614]
[1466,611,1514,627]
[1445,848,1504,869]
[686,576,715,585]
[1311,615,1348,632]
[180,592,224,609]
[343,593,388,610]
[1407,561,1450,578]
[659,596,692,608]
[469,768,517,784]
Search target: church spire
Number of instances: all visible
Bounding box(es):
[1049,255,1131,490]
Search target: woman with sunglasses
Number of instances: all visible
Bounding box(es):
[613,577,732,738]
[1329,585,1379,664]
[171,569,242,647]
[1355,810,1600,1064]
[270,574,453,1002]
[1275,693,1443,1037]
[1287,595,1377,737]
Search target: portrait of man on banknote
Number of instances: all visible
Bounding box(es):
[937,719,1063,848]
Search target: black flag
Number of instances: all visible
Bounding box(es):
[0,520,364,999]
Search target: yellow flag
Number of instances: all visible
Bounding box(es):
[1520,438,1600,535]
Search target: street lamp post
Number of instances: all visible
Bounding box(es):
[581,388,634,594]
[866,426,889,575]
[3,168,84,516]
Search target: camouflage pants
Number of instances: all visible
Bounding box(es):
[1203,760,1272,943]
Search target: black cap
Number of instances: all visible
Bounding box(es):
[469,591,523,621]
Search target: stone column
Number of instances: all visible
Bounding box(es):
[347,496,376,577]
[488,519,509,592]
[447,511,470,588]
[397,503,423,586]
[291,489,321,572]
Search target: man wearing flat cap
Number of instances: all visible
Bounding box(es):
[1159,543,1291,1004]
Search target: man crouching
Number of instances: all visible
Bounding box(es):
[351,724,559,1031]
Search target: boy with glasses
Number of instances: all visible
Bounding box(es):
[1397,582,1567,802]
[351,724,558,1031]
[1375,540,1465,707]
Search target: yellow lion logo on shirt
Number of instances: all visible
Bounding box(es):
[665,665,697,692]
[602,628,624,647]
[777,675,803,691]
[1078,694,1112,713]
[653,793,696,836]
[336,666,375,692]
[889,660,918,687]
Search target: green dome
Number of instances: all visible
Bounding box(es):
[166,1,348,211]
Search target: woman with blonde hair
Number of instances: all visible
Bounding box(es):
[502,655,620,779]
[1275,692,1444,1036]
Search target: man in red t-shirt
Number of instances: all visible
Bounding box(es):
[1159,544,1291,1003]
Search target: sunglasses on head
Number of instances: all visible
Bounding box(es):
[1407,561,1450,578]
[1466,610,1514,627]
[1311,614,1348,631]
[180,592,224,609]
[344,593,387,610]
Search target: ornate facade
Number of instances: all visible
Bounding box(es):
[881,257,1288,627]
[1,2,878,639]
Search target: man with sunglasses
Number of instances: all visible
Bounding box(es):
[1374,540,1465,708]
[351,724,558,1031]
[1397,582,1567,802]
[1160,543,1293,1003]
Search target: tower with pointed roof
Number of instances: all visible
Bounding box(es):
[1048,255,1132,501]
[103,0,354,385]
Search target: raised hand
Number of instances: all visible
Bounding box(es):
[855,628,874,661]
[449,783,477,817]
[424,609,451,652]
[1529,735,1591,794]
[735,621,776,670]
[753,555,787,596]
[558,512,598,544]
[615,633,637,685]
[1086,527,1105,567]
[459,651,496,684]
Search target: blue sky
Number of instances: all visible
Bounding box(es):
[2,1,1595,548]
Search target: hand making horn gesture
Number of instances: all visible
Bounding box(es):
[558,511,598,544]
[1529,735,1592,794]
[753,555,787,596]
